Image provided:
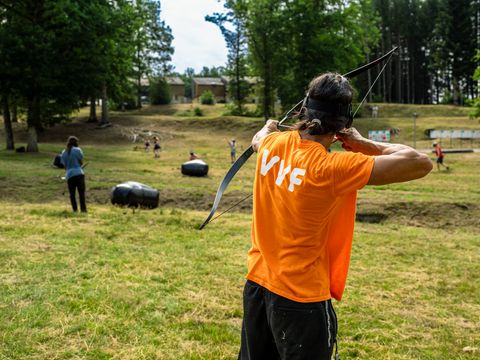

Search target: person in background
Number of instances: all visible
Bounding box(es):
[61,136,87,213]
[227,138,237,163]
[433,142,449,170]
[153,136,161,158]
[239,72,432,360]
[189,151,199,160]
[144,138,150,152]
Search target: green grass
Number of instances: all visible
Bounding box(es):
[0,103,479,359]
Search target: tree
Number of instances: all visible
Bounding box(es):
[234,0,287,119]
[132,0,174,108]
[149,77,172,104]
[278,0,379,109]
[207,3,250,114]
[447,0,476,104]
[470,50,480,117]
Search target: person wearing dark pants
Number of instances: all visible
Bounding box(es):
[241,73,432,359]
[61,136,87,212]
[67,174,86,212]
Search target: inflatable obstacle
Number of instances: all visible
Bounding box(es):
[111,181,159,209]
[181,159,208,177]
[53,154,64,168]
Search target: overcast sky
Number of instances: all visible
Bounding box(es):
[162,0,228,74]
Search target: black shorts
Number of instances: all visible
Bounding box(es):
[436,156,444,164]
[238,280,337,360]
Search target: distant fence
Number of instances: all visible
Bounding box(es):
[425,129,480,139]
[425,129,480,149]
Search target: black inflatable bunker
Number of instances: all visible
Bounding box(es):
[53,154,64,168]
[181,159,208,177]
[111,181,159,209]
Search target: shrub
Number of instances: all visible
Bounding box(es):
[149,77,172,105]
[194,107,203,116]
[200,90,215,105]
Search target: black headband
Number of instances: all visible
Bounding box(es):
[303,97,353,128]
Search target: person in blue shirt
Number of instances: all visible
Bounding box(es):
[60,136,87,212]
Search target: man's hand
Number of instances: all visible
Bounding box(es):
[335,128,432,185]
[252,120,279,152]
[335,127,368,153]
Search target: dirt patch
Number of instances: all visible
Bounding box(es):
[356,201,479,229]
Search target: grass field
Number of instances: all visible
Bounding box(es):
[0,103,479,359]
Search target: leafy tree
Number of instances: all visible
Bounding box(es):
[207,2,250,114]
[470,50,480,117]
[149,77,172,104]
[198,66,226,77]
[180,67,195,98]
[132,0,174,108]
[234,0,287,119]
[278,0,379,109]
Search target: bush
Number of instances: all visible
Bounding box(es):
[469,99,480,118]
[200,90,215,105]
[149,78,172,105]
[194,107,203,116]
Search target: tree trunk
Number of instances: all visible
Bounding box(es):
[27,125,38,152]
[26,95,40,152]
[11,99,17,123]
[366,52,372,102]
[137,75,142,109]
[100,83,109,125]
[452,78,460,105]
[2,95,15,150]
[88,97,97,122]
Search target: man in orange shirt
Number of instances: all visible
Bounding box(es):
[238,73,432,360]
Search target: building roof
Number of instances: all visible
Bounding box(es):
[221,76,259,85]
[165,76,184,85]
[192,77,224,86]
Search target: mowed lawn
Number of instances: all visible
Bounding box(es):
[0,104,479,359]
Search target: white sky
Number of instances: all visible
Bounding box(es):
[161,0,228,74]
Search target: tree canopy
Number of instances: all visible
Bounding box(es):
[0,0,173,151]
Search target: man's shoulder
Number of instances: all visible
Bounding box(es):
[329,150,374,167]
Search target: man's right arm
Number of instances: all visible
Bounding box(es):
[336,128,433,185]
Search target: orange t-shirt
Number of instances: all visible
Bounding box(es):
[247,131,374,302]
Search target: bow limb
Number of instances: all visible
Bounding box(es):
[344,47,398,79]
[199,146,255,229]
[351,47,398,117]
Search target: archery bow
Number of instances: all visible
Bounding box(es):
[199,47,398,230]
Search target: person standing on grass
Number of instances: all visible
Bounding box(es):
[144,137,151,152]
[239,72,432,360]
[227,138,237,163]
[433,142,449,171]
[61,136,87,213]
[153,136,161,158]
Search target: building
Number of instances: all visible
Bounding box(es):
[221,75,259,103]
[192,77,226,103]
[165,77,186,103]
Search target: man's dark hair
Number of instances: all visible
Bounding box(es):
[294,72,353,135]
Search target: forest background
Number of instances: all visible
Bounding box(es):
[0,0,479,150]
